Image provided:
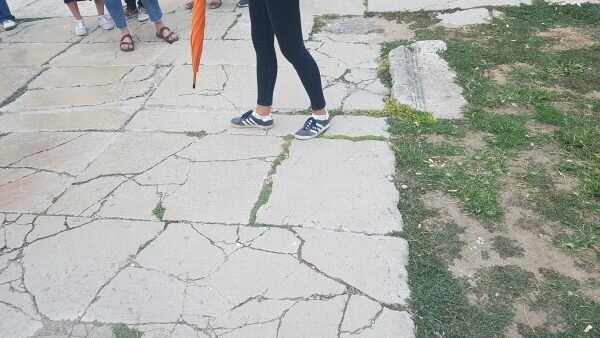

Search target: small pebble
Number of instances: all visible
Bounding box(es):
[401,184,408,190]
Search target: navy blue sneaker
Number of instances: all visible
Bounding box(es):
[231,110,274,130]
[294,116,330,140]
[238,0,249,7]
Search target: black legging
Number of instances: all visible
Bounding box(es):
[249,0,326,111]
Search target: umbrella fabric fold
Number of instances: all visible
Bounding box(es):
[190,0,207,88]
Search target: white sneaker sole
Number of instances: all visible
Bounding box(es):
[294,123,330,140]
[231,123,274,130]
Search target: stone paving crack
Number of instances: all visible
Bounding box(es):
[78,221,169,321]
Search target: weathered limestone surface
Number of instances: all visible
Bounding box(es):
[438,8,494,26]
[389,40,467,119]
[0,67,38,103]
[257,139,402,234]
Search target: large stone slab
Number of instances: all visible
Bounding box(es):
[0,132,82,166]
[328,116,390,138]
[0,109,132,132]
[22,219,163,320]
[389,40,466,119]
[438,8,494,26]
[47,176,127,216]
[96,180,161,220]
[29,66,134,89]
[83,223,347,328]
[76,132,193,182]
[0,43,70,66]
[368,0,531,12]
[14,132,118,176]
[0,171,72,213]
[162,160,271,224]
[0,303,42,338]
[5,78,155,111]
[257,139,402,234]
[50,42,167,67]
[0,67,39,103]
[0,17,80,43]
[297,228,410,305]
[177,134,283,162]
[7,0,98,18]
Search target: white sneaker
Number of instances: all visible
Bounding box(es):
[74,19,87,36]
[2,19,16,31]
[138,7,150,22]
[98,15,114,30]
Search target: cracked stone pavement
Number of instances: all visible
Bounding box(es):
[0,0,420,337]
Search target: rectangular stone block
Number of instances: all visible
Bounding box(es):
[257,138,403,234]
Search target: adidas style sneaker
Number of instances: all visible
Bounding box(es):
[231,110,274,130]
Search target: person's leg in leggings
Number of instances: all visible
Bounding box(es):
[0,0,16,22]
[265,0,326,114]
[249,0,277,116]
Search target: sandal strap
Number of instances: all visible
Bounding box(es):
[158,27,171,37]
[120,34,133,42]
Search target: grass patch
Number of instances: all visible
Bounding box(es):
[112,324,143,338]
[387,2,600,336]
[184,131,207,138]
[249,136,294,225]
[491,236,526,258]
[152,203,165,221]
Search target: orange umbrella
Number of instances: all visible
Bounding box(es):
[190,0,206,88]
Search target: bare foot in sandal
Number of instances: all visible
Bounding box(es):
[120,31,135,52]
[209,0,222,9]
[185,1,193,10]
[155,21,179,44]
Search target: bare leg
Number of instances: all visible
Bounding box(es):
[312,108,326,115]
[94,0,106,15]
[66,2,83,21]
[255,104,272,116]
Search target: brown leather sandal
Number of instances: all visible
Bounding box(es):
[156,26,179,44]
[120,34,135,52]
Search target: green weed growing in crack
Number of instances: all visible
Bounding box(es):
[152,203,166,221]
[249,135,294,225]
[184,130,208,138]
[112,324,143,338]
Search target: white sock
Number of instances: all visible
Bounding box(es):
[252,111,272,121]
[312,112,329,121]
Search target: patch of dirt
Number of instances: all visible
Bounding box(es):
[494,104,533,116]
[488,63,534,85]
[508,144,579,192]
[585,91,600,99]
[513,302,550,331]
[538,27,597,52]
[526,120,558,136]
[422,191,598,290]
[553,100,579,113]
[425,131,490,154]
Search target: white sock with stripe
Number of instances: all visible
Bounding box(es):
[312,112,329,121]
[252,111,272,121]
